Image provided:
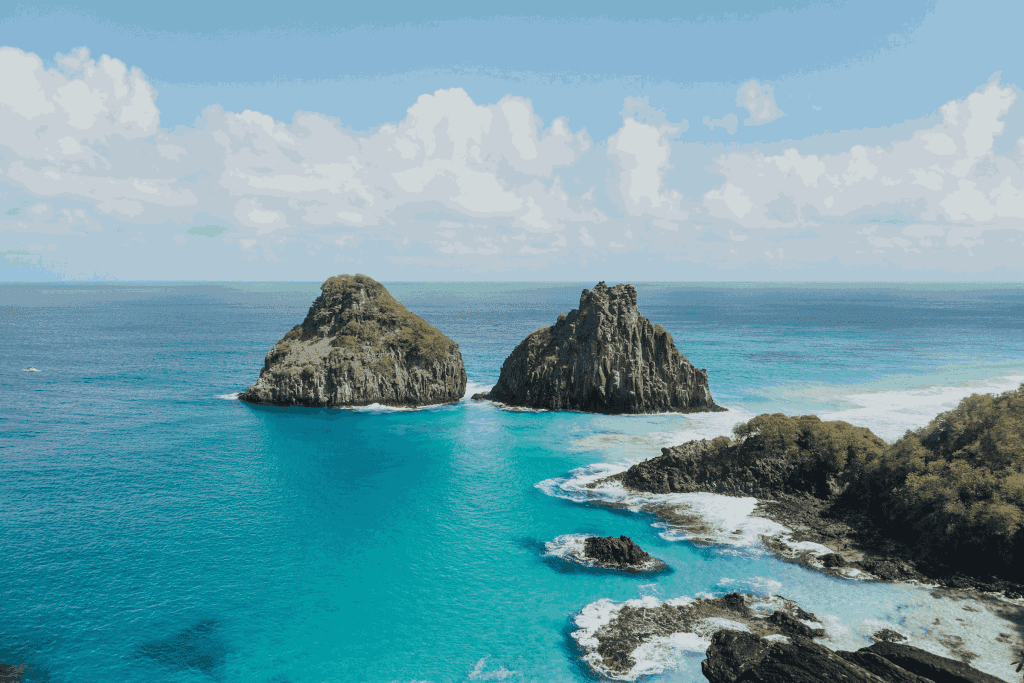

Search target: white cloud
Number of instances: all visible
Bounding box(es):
[703,113,738,135]
[736,80,785,126]
[2,46,1024,276]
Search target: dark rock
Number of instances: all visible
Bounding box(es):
[479,282,723,413]
[863,641,1006,683]
[855,558,923,582]
[765,610,826,638]
[702,631,1006,683]
[240,274,466,408]
[581,535,666,572]
[838,651,934,683]
[573,592,825,679]
[821,552,849,568]
[702,630,878,683]
[0,664,27,683]
[872,629,909,643]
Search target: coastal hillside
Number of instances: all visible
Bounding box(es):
[240,274,467,407]
[622,383,1024,584]
[479,281,724,414]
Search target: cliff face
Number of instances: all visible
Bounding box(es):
[240,274,466,408]
[481,281,722,413]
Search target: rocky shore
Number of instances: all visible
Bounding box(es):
[607,419,1024,597]
[573,590,1010,682]
[240,274,466,408]
[475,282,723,414]
[703,629,1006,683]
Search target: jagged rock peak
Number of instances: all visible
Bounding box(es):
[240,274,466,408]
[478,281,724,414]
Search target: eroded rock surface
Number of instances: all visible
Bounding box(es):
[703,632,1006,683]
[477,282,723,413]
[240,274,466,408]
[572,592,825,680]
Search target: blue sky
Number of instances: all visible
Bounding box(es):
[1,0,1023,280]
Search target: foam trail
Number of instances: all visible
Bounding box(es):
[816,374,1024,442]
[217,392,240,400]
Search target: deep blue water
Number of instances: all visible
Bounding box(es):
[2,282,1024,682]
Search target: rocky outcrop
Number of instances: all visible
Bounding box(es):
[476,281,723,413]
[240,274,466,408]
[702,632,1005,683]
[572,592,826,680]
[582,535,667,573]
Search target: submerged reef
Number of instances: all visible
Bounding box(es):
[476,281,723,413]
[240,274,466,408]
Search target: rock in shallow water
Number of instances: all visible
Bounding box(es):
[240,274,466,408]
[478,281,723,413]
[582,535,668,573]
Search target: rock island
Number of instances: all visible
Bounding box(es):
[240,274,466,408]
[476,281,724,414]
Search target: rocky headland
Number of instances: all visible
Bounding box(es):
[474,281,724,413]
[597,397,1024,595]
[240,274,466,408]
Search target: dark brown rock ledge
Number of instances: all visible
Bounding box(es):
[475,281,724,413]
[240,274,466,408]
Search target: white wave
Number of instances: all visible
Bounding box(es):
[537,464,837,562]
[216,392,240,400]
[567,405,756,462]
[22,367,40,372]
[462,381,493,400]
[571,594,796,681]
[467,656,520,681]
[816,374,1024,442]
[543,534,592,565]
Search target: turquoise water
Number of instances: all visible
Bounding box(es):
[2,282,1024,682]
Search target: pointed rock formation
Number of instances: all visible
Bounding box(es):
[476,281,723,413]
[240,274,466,408]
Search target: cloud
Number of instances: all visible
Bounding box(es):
[703,113,738,135]
[2,46,1024,277]
[736,79,785,126]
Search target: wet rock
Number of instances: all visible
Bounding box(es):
[572,592,825,680]
[702,632,1006,683]
[862,641,1006,683]
[240,274,466,408]
[821,552,849,568]
[872,629,909,643]
[477,282,723,413]
[582,535,667,573]
[703,630,881,683]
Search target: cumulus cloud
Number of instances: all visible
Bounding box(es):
[736,79,785,126]
[703,113,738,135]
[0,46,601,249]
[607,98,690,221]
[2,46,1024,276]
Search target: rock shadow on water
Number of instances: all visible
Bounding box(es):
[136,619,229,679]
[560,621,604,682]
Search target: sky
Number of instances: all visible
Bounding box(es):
[1,0,1023,281]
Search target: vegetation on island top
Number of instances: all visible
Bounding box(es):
[279,274,454,364]
[711,383,1024,581]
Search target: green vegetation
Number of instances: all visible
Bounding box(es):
[317,274,453,363]
[722,384,1024,580]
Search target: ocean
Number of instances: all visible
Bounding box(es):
[2,281,1024,683]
